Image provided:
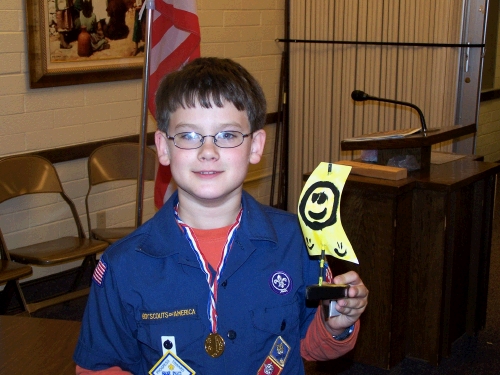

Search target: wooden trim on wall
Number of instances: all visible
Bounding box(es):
[3,112,279,165]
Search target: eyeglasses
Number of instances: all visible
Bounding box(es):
[165,131,251,150]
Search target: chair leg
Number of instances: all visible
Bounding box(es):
[0,280,29,315]
[22,256,96,314]
[70,255,97,291]
[0,281,15,314]
[1,256,98,315]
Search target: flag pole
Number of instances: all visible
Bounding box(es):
[135,0,154,227]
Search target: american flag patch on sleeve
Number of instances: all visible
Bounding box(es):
[93,259,108,287]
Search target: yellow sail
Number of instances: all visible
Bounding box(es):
[298,162,358,264]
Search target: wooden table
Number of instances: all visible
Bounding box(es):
[0,316,81,375]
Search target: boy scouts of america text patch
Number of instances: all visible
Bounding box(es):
[92,259,107,287]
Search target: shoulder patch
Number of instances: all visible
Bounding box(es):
[92,259,108,287]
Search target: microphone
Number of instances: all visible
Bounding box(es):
[351,90,436,133]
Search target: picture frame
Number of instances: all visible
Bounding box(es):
[26,0,144,88]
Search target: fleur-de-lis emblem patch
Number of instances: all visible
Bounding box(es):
[269,271,292,295]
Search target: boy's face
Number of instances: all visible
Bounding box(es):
[155,101,266,207]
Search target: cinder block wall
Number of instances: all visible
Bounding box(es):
[477,98,500,162]
[476,7,500,163]
[0,0,285,281]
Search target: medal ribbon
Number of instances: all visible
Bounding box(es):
[174,206,242,334]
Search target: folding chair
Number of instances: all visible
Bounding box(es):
[0,229,32,314]
[85,143,157,244]
[0,155,108,314]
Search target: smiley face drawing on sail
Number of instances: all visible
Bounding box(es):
[298,162,358,264]
[299,181,340,232]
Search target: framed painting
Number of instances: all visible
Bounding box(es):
[26,0,145,88]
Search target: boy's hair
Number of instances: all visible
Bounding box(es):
[155,57,267,133]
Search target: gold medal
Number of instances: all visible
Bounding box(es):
[204,333,225,357]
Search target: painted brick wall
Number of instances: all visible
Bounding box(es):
[0,0,285,281]
[477,98,500,162]
[476,6,500,163]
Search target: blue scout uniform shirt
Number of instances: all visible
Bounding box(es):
[74,191,321,374]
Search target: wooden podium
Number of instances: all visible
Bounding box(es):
[340,124,477,172]
[312,123,500,369]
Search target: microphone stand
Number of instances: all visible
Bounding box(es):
[351,90,439,133]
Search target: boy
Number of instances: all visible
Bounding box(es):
[74,57,368,374]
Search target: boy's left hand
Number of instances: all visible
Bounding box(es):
[322,271,368,336]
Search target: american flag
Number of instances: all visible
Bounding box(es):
[93,259,108,287]
[148,0,201,209]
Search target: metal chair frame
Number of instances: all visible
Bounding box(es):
[0,230,32,314]
[0,155,108,314]
[85,143,157,244]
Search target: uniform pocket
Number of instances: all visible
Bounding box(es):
[251,296,300,338]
